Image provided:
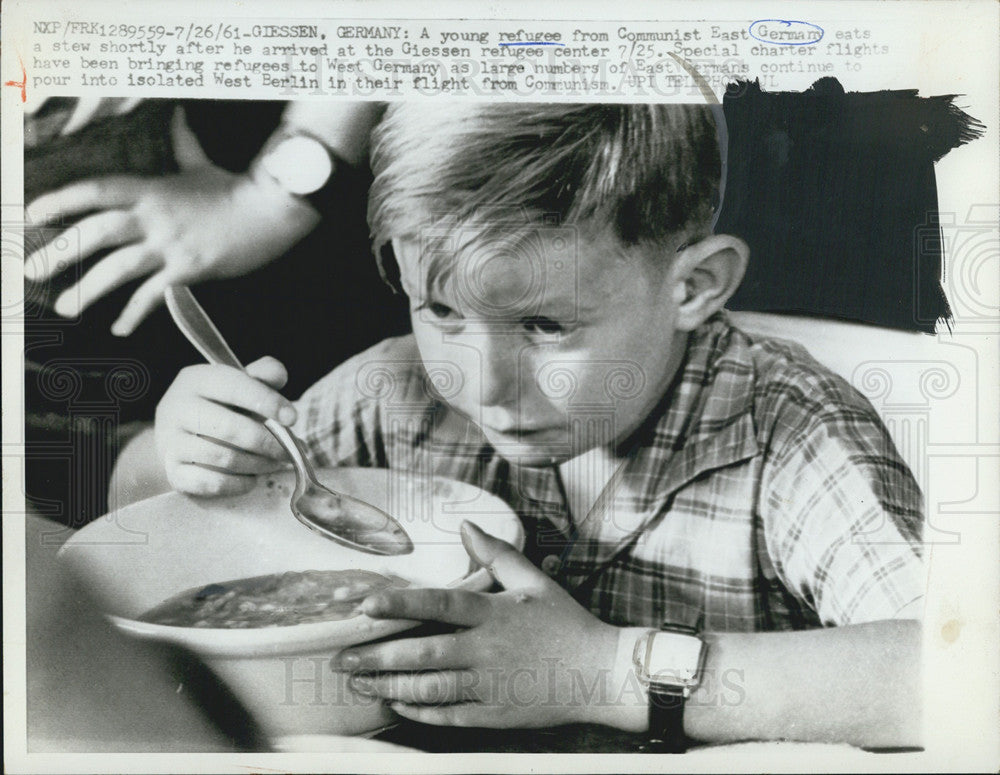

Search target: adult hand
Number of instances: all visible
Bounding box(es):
[25,106,321,336]
[335,522,621,729]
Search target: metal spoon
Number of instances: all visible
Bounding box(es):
[164,285,413,556]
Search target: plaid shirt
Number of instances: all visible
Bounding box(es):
[294,314,924,632]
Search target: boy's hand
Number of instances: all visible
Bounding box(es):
[155,356,296,497]
[334,522,620,729]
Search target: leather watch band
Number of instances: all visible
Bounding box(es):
[647,684,689,753]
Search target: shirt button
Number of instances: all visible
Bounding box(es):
[541,555,562,577]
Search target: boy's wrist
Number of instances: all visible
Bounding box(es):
[583,626,651,731]
[588,626,722,738]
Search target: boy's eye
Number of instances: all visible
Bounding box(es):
[428,302,456,319]
[521,316,563,335]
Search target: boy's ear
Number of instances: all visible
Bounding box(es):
[672,235,749,331]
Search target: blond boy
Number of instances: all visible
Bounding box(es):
[149,103,923,749]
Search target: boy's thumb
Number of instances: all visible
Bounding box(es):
[460,521,547,590]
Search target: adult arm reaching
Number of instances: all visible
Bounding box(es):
[25,101,384,336]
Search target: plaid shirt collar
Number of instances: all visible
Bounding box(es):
[626,312,760,496]
[502,313,761,559]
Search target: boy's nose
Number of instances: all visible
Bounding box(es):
[476,335,520,410]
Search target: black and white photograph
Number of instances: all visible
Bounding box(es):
[3,1,999,771]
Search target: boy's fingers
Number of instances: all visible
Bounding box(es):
[460,521,551,592]
[351,670,478,705]
[178,400,287,460]
[336,632,465,673]
[359,588,488,627]
[245,356,289,391]
[167,463,257,497]
[179,364,296,425]
[178,433,285,475]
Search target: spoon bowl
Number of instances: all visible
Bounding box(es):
[262,418,413,555]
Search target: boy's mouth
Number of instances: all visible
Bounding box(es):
[483,424,552,438]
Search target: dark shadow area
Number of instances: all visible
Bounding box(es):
[719,77,984,332]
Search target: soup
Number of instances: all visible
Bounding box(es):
[139,569,408,629]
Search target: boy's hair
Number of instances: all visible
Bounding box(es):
[368,103,721,292]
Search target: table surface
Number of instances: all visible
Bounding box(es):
[375,720,650,753]
[371,721,911,756]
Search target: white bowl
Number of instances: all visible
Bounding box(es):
[58,468,523,739]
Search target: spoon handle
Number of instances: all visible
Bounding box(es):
[164,285,245,371]
[262,418,313,475]
[166,285,307,462]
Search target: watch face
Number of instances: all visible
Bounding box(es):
[647,632,705,686]
[262,135,333,195]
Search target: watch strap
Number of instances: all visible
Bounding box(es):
[646,684,689,753]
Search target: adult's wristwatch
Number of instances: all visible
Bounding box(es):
[251,129,342,213]
[632,623,709,753]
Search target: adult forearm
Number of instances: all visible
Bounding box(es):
[281,101,385,165]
